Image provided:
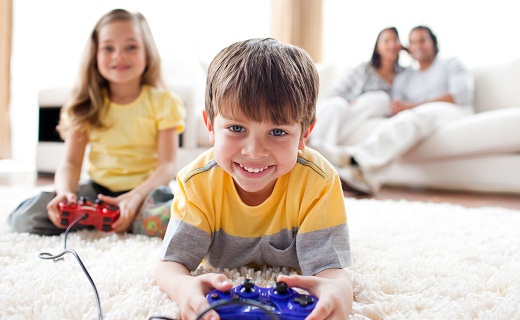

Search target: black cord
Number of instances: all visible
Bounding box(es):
[149,298,280,320]
[38,213,104,320]
[39,249,103,320]
[195,298,279,320]
[63,213,87,250]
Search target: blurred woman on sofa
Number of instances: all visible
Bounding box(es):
[308,26,405,157]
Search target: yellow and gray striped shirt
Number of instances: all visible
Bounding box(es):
[160,147,351,276]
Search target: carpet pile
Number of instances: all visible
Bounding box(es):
[1,186,519,319]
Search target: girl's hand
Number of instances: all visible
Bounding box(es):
[46,192,77,228]
[97,193,142,233]
[277,270,352,320]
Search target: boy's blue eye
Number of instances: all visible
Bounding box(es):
[229,125,244,133]
[271,129,286,136]
[101,46,114,53]
[126,44,138,51]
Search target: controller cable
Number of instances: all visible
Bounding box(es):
[149,298,279,320]
[37,216,279,320]
[38,214,104,320]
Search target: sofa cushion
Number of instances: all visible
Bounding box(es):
[343,108,520,161]
[473,58,520,113]
[404,107,520,160]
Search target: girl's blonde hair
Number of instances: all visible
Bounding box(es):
[205,38,318,134]
[57,8,163,139]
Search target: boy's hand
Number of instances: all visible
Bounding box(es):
[277,269,352,320]
[176,273,234,320]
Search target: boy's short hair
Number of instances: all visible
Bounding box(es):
[205,38,318,132]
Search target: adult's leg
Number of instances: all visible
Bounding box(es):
[310,96,350,146]
[337,91,391,144]
[310,92,391,166]
[349,102,472,191]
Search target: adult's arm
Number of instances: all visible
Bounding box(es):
[446,57,475,106]
[327,63,368,101]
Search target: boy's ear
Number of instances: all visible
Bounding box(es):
[202,110,216,145]
[298,119,316,150]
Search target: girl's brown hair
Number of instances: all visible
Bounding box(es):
[57,9,163,139]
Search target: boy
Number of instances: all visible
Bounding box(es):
[155,38,353,320]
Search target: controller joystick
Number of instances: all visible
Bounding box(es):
[206,280,318,319]
[58,197,120,232]
[240,278,255,293]
[274,281,288,295]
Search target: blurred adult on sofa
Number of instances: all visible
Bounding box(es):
[317,25,475,195]
[309,27,404,152]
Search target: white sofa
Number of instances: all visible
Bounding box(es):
[180,58,520,194]
[37,58,520,194]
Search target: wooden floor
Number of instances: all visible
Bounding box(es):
[1,170,519,210]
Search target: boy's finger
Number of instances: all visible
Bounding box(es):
[306,304,331,320]
[277,274,313,287]
[212,274,233,291]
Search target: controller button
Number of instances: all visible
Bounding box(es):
[102,225,111,232]
[62,211,70,217]
[210,293,219,299]
[103,217,112,222]
[241,279,255,293]
[294,295,314,307]
[274,281,288,294]
[232,294,239,300]
[60,219,68,226]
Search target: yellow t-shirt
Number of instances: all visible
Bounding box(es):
[160,147,351,275]
[87,85,186,191]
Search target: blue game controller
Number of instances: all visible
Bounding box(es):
[205,279,318,319]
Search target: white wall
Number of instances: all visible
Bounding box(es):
[10,0,271,167]
[9,0,520,167]
[323,0,520,69]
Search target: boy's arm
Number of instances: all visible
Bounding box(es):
[278,268,353,320]
[154,260,233,320]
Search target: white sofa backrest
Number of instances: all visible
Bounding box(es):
[472,58,520,113]
[317,58,520,114]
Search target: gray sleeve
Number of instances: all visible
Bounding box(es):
[446,58,475,106]
[328,63,367,101]
[297,224,352,276]
[391,70,407,100]
[159,218,211,271]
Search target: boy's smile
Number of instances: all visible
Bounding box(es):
[236,163,273,177]
[204,111,311,205]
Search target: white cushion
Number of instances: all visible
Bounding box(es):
[404,108,520,160]
[473,58,520,113]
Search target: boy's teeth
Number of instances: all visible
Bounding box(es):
[240,164,268,173]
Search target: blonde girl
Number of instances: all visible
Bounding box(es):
[9,9,185,236]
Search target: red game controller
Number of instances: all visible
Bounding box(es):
[58,196,120,232]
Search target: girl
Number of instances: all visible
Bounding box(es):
[8,9,185,237]
[308,27,404,167]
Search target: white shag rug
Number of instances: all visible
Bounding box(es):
[1,186,520,320]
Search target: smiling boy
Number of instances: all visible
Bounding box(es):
[155,38,353,320]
